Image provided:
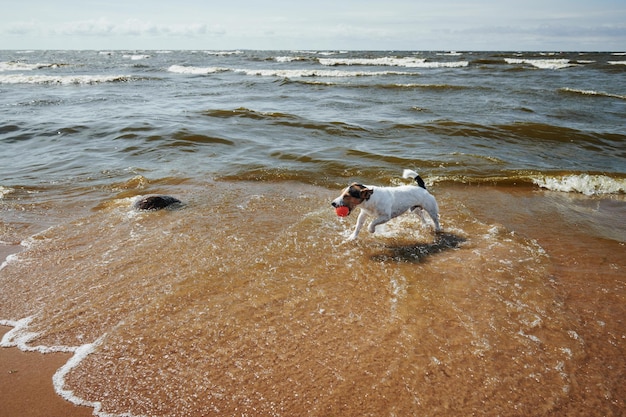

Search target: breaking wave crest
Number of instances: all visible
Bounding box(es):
[533,174,626,195]
[0,74,139,85]
[318,57,469,68]
[559,87,626,100]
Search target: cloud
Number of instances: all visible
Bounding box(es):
[5,18,225,40]
[5,20,42,36]
[2,1,624,51]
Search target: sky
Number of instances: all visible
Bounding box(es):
[2,0,625,51]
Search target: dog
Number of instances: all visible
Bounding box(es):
[331,169,441,240]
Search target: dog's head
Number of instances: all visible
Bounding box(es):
[331,183,373,215]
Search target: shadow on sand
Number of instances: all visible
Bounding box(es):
[370,232,467,264]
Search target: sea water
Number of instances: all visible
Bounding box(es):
[1,50,625,416]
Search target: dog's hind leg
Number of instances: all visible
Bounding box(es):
[412,203,441,232]
[425,207,441,232]
[410,206,428,226]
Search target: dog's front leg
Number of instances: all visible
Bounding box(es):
[368,216,390,234]
[348,211,368,240]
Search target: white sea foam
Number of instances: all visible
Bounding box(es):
[0,318,131,416]
[533,174,626,195]
[0,185,14,198]
[203,50,244,56]
[52,336,135,417]
[274,56,309,62]
[169,66,415,78]
[289,50,344,55]
[608,60,626,66]
[123,54,151,60]
[0,74,134,85]
[234,68,417,77]
[319,57,468,68]
[167,65,228,75]
[559,87,626,100]
[0,317,76,353]
[505,58,574,70]
[318,51,345,56]
[0,253,20,271]
[0,61,62,71]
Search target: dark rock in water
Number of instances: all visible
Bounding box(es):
[133,195,182,211]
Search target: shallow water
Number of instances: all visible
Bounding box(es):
[1,179,624,416]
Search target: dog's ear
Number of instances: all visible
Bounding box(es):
[347,183,364,199]
[360,187,373,200]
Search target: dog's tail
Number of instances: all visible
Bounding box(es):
[402,169,427,189]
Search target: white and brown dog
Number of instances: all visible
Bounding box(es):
[331,169,441,240]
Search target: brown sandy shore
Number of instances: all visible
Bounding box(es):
[0,186,624,416]
[0,327,93,417]
[1,244,92,417]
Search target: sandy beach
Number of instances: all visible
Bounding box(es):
[1,185,624,416]
[0,327,92,417]
[1,243,90,416]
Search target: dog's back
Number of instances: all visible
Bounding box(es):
[363,184,438,222]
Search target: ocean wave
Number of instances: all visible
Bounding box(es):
[436,51,463,56]
[202,107,300,121]
[287,81,470,90]
[533,174,626,195]
[203,50,244,56]
[200,107,367,137]
[0,61,66,71]
[0,185,14,198]
[387,83,469,90]
[504,58,575,70]
[274,56,311,63]
[608,60,626,66]
[0,74,138,85]
[288,50,345,55]
[234,68,418,77]
[559,87,626,100]
[168,65,409,77]
[319,57,468,68]
[167,65,229,74]
[122,54,151,60]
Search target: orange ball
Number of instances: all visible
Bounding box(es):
[335,206,350,217]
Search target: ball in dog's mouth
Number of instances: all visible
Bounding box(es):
[335,206,350,217]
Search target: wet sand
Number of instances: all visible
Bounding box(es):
[0,327,93,417]
[452,186,626,415]
[0,185,624,416]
